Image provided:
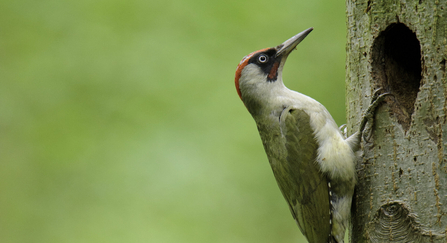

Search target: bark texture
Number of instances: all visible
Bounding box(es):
[346,0,447,242]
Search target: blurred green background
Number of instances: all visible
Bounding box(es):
[1,0,346,242]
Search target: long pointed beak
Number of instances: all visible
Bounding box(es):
[275,27,313,58]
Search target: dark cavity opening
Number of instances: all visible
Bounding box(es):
[371,23,422,131]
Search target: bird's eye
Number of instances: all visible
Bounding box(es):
[258,54,269,63]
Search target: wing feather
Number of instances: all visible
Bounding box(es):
[275,107,332,243]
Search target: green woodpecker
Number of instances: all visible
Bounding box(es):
[234,28,387,243]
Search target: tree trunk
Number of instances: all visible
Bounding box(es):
[345,0,447,242]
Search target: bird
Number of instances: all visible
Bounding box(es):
[234,27,388,243]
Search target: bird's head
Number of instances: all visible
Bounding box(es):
[235,28,313,115]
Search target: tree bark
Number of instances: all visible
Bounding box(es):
[346,0,447,242]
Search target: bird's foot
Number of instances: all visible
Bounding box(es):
[339,124,348,139]
[359,88,393,142]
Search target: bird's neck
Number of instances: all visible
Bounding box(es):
[243,82,289,117]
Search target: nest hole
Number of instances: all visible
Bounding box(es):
[371,23,422,131]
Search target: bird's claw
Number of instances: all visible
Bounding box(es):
[359,88,393,142]
[339,124,348,139]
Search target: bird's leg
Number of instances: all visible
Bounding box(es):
[358,89,392,142]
